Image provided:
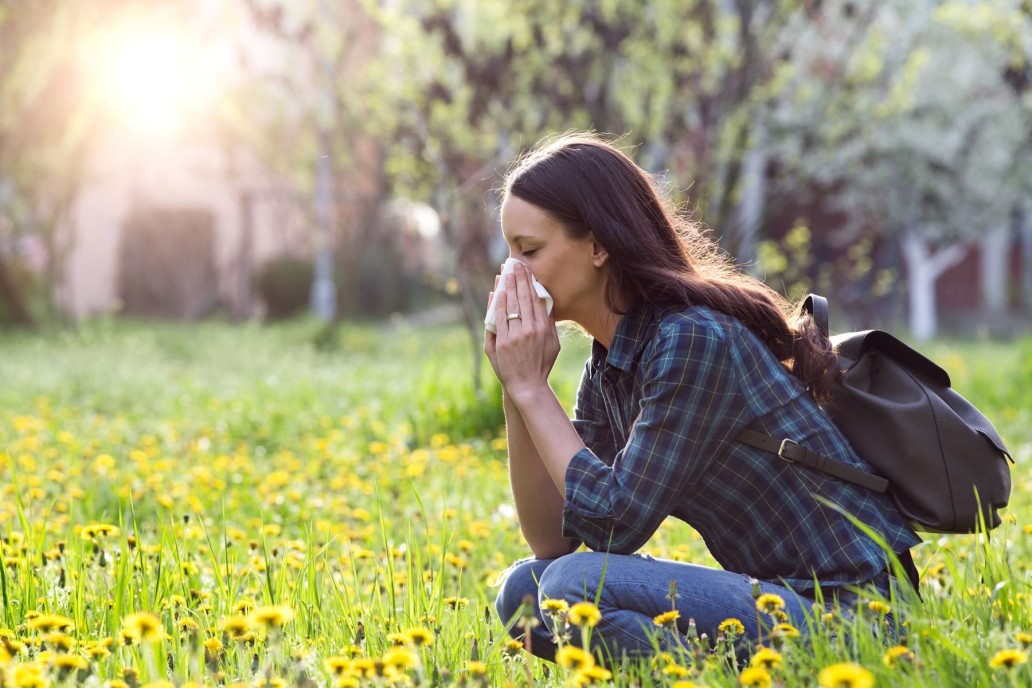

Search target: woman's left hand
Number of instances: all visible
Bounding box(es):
[492,261,560,399]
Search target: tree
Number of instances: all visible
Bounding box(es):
[0,1,104,326]
[362,0,831,389]
[768,0,1032,339]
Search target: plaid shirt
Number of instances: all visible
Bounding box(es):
[564,304,921,594]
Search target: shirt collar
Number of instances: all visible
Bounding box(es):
[590,305,661,375]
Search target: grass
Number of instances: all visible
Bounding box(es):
[0,318,1029,687]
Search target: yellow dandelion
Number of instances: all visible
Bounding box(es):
[386,632,409,646]
[555,645,595,671]
[662,664,692,678]
[249,605,294,629]
[501,638,524,658]
[27,614,74,633]
[672,682,701,688]
[403,626,433,647]
[218,614,253,640]
[325,656,352,676]
[567,601,602,628]
[867,600,891,616]
[443,597,469,611]
[383,647,418,671]
[467,660,488,675]
[755,593,785,615]
[51,653,89,671]
[883,645,915,667]
[818,662,874,688]
[573,665,612,685]
[41,632,74,651]
[740,666,772,688]
[122,612,164,643]
[989,648,1028,670]
[653,609,681,630]
[719,617,746,636]
[750,647,782,670]
[1014,631,1032,647]
[771,622,800,640]
[11,664,46,688]
[542,598,570,616]
[203,637,224,655]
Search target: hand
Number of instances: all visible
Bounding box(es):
[488,261,560,399]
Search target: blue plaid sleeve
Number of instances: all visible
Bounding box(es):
[563,318,745,553]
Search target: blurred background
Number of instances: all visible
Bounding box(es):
[2,0,1031,347]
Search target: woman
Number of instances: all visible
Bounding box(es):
[485,133,920,662]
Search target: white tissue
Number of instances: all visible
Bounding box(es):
[484,258,554,333]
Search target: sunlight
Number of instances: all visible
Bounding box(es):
[93,24,206,138]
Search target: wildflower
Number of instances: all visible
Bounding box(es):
[653,610,681,630]
[204,637,224,655]
[662,664,692,678]
[818,662,874,688]
[867,600,891,616]
[383,647,418,671]
[122,612,164,643]
[248,605,294,629]
[466,660,488,676]
[755,593,785,615]
[218,615,253,640]
[542,598,570,618]
[770,623,800,640]
[883,645,915,667]
[10,664,46,688]
[501,638,524,659]
[555,645,595,671]
[403,626,433,647]
[989,648,1028,670]
[750,647,782,670]
[739,666,772,688]
[567,601,602,628]
[386,632,409,646]
[572,665,612,685]
[325,656,352,675]
[27,614,74,633]
[51,652,89,677]
[672,682,701,688]
[82,523,120,540]
[443,597,469,611]
[719,618,746,637]
[1016,632,1032,648]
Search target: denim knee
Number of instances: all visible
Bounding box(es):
[494,557,549,630]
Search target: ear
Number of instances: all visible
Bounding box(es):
[589,234,609,268]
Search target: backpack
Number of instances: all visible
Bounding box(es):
[737,294,1014,534]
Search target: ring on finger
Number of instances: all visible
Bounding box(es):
[506,312,521,321]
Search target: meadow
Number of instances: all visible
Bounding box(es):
[0,318,1030,687]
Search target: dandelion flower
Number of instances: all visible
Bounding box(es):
[27,614,74,633]
[403,626,433,647]
[818,662,874,688]
[383,647,418,671]
[653,610,681,630]
[325,656,352,676]
[556,645,595,671]
[573,665,612,685]
[750,647,782,670]
[755,593,785,615]
[568,601,602,628]
[771,622,800,640]
[867,600,891,616]
[466,660,488,676]
[1015,631,1032,648]
[443,597,469,611]
[989,648,1028,670]
[739,666,772,688]
[883,645,915,667]
[122,612,164,643]
[542,598,570,617]
[218,614,253,640]
[719,618,746,636]
[249,605,293,630]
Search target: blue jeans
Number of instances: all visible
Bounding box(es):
[494,552,860,663]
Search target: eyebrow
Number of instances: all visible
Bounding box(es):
[505,234,537,245]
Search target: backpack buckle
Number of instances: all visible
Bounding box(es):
[778,439,799,463]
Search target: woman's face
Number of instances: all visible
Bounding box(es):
[500,194,608,323]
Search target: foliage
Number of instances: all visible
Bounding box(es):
[256,256,314,321]
[0,321,1030,686]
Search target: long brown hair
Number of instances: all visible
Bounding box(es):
[503,132,839,404]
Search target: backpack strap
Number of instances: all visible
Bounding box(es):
[737,429,889,493]
[803,293,830,338]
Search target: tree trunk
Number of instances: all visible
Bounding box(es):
[0,250,34,327]
[902,231,967,342]
[979,223,1010,313]
[735,134,766,273]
